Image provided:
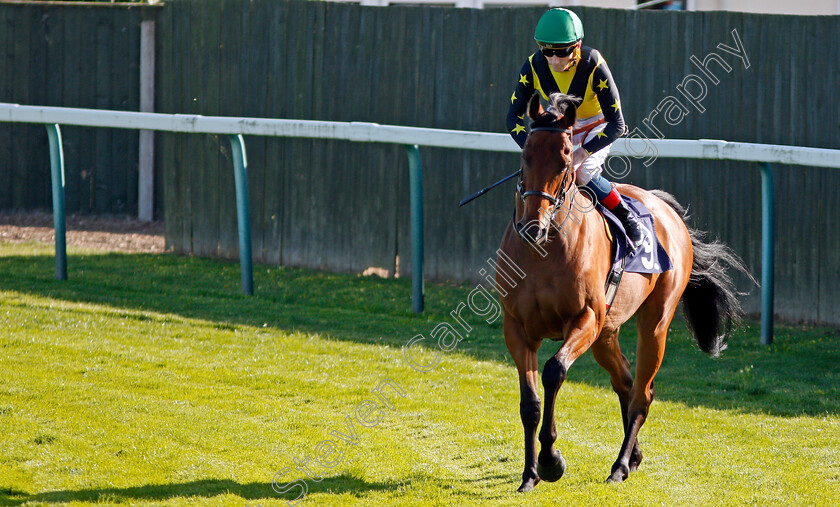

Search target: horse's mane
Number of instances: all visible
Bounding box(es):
[529,93,582,129]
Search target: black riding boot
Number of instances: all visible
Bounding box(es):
[611,198,646,250]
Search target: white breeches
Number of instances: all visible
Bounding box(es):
[572,115,610,185]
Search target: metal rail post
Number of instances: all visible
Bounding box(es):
[229,134,253,295]
[406,145,424,313]
[46,124,67,281]
[759,162,775,345]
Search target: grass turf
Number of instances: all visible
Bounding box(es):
[0,242,838,506]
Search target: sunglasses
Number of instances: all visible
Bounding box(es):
[540,44,577,58]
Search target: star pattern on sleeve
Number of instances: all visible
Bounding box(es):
[511,91,517,104]
[597,78,609,91]
[519,74,529,86]
[597,130,607,139]
[512,124,526,135]
[612,98,621,112]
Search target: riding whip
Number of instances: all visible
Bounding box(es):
[459,169,521,207]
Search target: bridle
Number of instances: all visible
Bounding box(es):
[516,126,576,223]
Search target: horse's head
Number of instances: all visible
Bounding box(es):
[515,93,579,245]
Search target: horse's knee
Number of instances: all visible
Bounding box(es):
[520,397,541,429]
[542,357,567,391]
[611,371,633,397]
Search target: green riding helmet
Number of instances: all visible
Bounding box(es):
[534,8,584,48]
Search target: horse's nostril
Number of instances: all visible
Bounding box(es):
[517,220,544,244]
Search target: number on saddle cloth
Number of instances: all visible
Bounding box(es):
[600,196,673,275]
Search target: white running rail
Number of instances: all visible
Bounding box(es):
[2,103,838,167]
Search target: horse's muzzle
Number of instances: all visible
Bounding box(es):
[516,219,549,246]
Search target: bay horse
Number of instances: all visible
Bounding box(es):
[496,93,751,490]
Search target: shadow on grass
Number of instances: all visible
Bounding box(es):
[0,475,401,506]
[0,252,837,418]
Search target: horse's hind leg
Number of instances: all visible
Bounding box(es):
[607,307,673,483]
[590,327,643,472]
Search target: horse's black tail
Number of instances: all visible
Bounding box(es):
[649,190,756,357]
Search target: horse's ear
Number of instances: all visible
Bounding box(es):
[527,94,543,121]
[558,95,578,129]
[560,103,576,129]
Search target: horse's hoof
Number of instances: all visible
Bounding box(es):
[606,465,629,484]
[516,477,540,492]
[536,454,566,483]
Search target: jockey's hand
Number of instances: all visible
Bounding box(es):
[572,147,588,170]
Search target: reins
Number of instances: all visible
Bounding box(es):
[571,117,606,139]
[459,115,602,208]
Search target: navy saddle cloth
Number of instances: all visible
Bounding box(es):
[597,196,672,274]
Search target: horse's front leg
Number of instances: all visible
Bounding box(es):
[503,315,541,492]
[537,307,600,482]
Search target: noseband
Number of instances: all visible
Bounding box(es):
[516,126,574,213]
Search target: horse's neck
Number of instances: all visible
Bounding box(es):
[550,196,596,254]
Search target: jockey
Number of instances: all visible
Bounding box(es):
[506,8,646,250]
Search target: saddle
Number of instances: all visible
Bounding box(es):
[598,195,673,314]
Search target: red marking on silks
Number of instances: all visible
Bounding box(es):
[602,189,621,210]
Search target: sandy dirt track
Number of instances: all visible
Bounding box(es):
[0,212,165,253]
